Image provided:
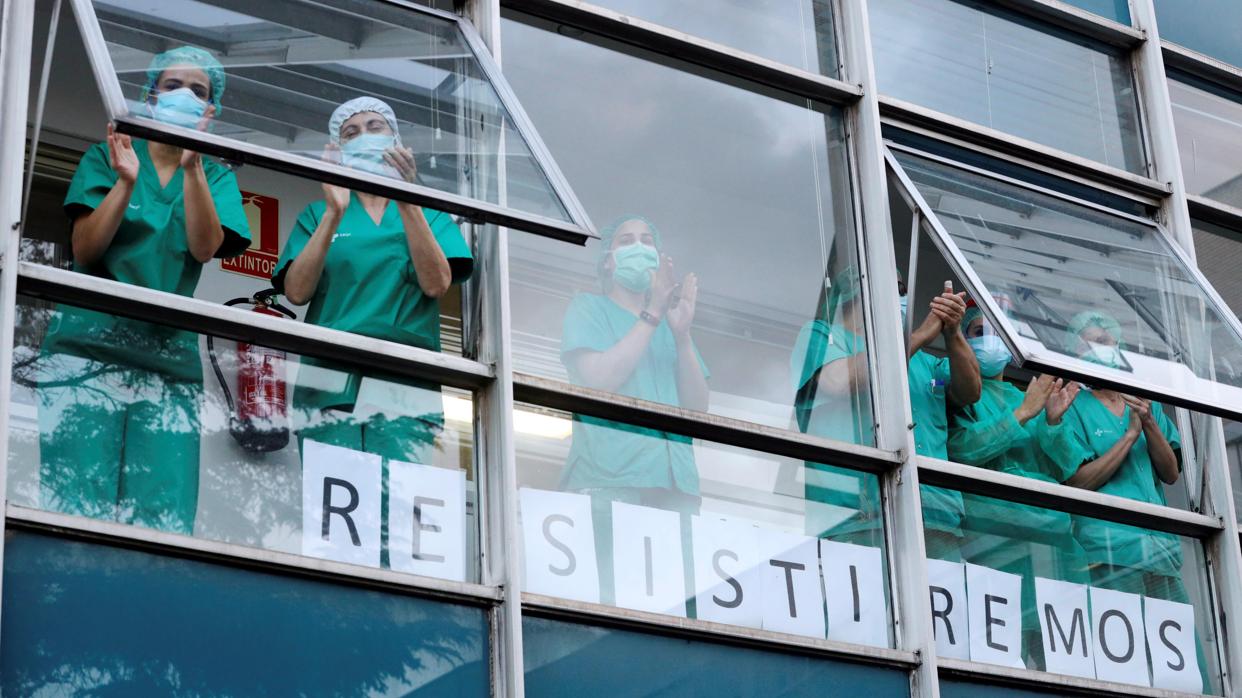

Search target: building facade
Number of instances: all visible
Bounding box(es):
[0,0,1241,696]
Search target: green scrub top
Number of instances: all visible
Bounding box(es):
[790,320,873,445]
[949,379,1076,542]
[273,195,473,413]
[909,351,964,537]
[790,320,882,538]
[1037,390,1183,576]
[559,293,710,495]
[42,139,251,382]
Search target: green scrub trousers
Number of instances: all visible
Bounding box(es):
[38,138,250,533]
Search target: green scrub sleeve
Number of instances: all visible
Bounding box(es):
[790,320,858,394]
[948,407,1028,466]
[207,164,252,259]
[561,294,615,358]
[62,142,115,220]
[271,202,319,295]
[1151,402,1182,461]
[1036,415,1093,483]
[423,209,473,283]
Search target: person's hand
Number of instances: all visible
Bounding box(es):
[1126,405,1143,437]
[1121,395,1155,429]
[930,290,968,337]
[383,145,417,183]
[666,272,698,338]
[321,143,351,215]
[648,253,678,313]
[178,105,215,171]
[107,123,139,184]
[1015,374,1057,424]
[1044,380,1080,426]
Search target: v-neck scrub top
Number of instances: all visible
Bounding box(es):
[909,350,965,538]
[272,195,473,413]
[42,139,251,382]
[1037,390,1183,576]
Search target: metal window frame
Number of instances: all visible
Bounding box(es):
[65,0,597,246]
[886,143,1242,424]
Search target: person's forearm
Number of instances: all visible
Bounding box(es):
[399,204,451,298]
[71,181,134,266]
[674,334,709,411]
[945,331,981,406]
[907,323,938,359]
[183,165,225,263]
[1065,431,1138,490]
[1144,422,1180,484]
[283,210,341,305]
[573,321,659,393]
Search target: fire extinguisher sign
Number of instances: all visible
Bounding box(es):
[222,191,280,279]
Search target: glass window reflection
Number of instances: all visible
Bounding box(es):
[924,492,1220,694]
[1170,76,1242,210]
[516,402,891,647]
[592,0,840,77]
[503,14,871,445]
[870,0,1144,172]
[8,296,479,582]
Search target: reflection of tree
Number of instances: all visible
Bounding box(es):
[2,534,488,697]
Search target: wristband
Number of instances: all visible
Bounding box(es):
[639,309,661,326]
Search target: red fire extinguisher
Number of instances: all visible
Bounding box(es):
[207,289,297,452]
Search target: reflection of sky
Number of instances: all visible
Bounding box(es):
[504,18,851,327]
[594,0,836,74]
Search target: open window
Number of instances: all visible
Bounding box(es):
[887,145,1242,421]
[68,0,594,244]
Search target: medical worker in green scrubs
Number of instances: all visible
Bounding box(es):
[559,215,709,604]
[1037,311,1186,597]
[789,266,883,545]
[905,279,981,561]
[273,97,472,564]
[38,46,251,534]
[1039,310,1208,687]
[948,302,1088,666]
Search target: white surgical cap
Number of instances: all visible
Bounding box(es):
[328,96,403,145]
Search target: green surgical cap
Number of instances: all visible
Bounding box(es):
[828,264,861,307]
[961,305,984,335]
[596,215,662,279]
[1066,310,1123,349]
[142,46,226,113]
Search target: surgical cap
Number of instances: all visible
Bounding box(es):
[142,46,225,113]
[1066,310,1124,349]
[596,215,663,279]
[329,97,403,146]
[827,264,861,307]
[961,304,984,335]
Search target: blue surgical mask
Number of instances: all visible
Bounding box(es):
[899,294,909,326]
[968,335,1012,377]
[341,133,397,177]
[150,87,208,128]
[1082,342,1122,369]
[612,243,659,292]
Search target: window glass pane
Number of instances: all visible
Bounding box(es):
[1155,0,1242,69]
[1,532,489,696]
[523,616,910,696]
[1060,0,1130,24]
[924,492,1220,694]
[894,150,1242,417]
[1191,219,1242,319]
[85,0,575,223]
[1170,77,1242,210]
[870,0,1145,173]
[590,0,839,77]
[8,295,480,583]
[503,14,872,445]
[516,403,891,647]
[28,5,475,357]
